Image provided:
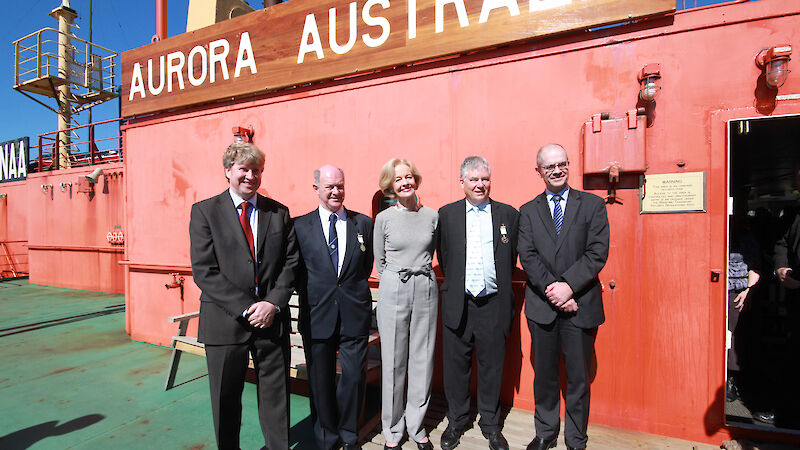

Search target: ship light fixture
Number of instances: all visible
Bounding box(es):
[638,64,661,102]
[755,45,792,89]
[232,126,254,144]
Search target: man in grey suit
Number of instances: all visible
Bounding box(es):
[190,142,299,450]
[437,156,519,450]
[518,144,609,450]
[294,165,374,450]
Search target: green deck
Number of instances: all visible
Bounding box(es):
[0,280,314,449]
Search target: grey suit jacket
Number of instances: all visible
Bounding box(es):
[518,189,609,329]
[190,190,299,345]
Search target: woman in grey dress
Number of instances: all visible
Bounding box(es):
[374,158,438,450]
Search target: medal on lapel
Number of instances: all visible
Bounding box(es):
[500,224,509,244]
[357,233,366,252]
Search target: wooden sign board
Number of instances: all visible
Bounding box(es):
[640,172,707,214]
[121,0,674,117]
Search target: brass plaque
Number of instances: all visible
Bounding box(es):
[121,0,674,117]
[640,172,706,214]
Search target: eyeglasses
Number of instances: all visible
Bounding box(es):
[540,161,569,173]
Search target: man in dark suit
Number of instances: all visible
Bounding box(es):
[518,144,609,450]
[294,165,374,450]
[437,156,520,450]
[190,142,299,450]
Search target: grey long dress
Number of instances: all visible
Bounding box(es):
[374,205,439,443]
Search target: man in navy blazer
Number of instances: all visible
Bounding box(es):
[294,165,374,450]
[190,142,299,450]
[437,156,519,450]
[518,144,609,450]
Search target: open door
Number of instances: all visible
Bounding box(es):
[726,114,800,434]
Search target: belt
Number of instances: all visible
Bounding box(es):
[384,263,433,283]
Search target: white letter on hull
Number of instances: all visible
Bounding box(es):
[479,0,519,23]
[188,46,208,86]
[298,14,325,64]
[435,0,469,33]
[129,62,146,100]
[209,39,230,82]
[408,0,417,39]
[0,144,8,180]
[166,51,186,92]
[234,32,257,77]
[148,55,166,95]
[16,141,26,178]
[362,0,390,48]
[329,3,357,55]
[7,143,16,179]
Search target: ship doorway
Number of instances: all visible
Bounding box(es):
[726,114,800,434]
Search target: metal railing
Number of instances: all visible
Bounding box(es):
[12,27,117,101]
[35,118,123,172]
[0,241,28,279]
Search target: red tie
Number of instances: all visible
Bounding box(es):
[240,201,255,258]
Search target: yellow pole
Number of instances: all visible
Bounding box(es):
[50,1,78,169]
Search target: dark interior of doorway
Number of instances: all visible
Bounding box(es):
[726,114,800,435]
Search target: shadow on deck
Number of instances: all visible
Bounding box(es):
[0,280,767,449]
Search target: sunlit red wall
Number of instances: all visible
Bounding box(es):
[0,181,29,276]
[122,1,800,444]
[26,164,125,293]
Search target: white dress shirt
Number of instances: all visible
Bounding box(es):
[546,187,570,219]
[465,199,498,297]
[318,205,347,276]
[230,188,258,246]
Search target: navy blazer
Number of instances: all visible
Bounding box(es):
[190,191,299,345]
[294,208,374,340]
[437,199,520,336]
[518,189,609,329]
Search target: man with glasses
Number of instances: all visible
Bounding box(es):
[518,144,609,450]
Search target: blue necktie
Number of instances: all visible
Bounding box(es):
[552,195,563,235]
[328,213,339,272]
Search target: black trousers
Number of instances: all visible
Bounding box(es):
[528,318,597,449]
[205,332,290,450]
[443,293,508,433]
[304,327,368,450]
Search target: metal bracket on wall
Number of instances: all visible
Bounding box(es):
[165,273,185,301]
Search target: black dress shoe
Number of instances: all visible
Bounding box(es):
[566,446,585,450]
[484,431,509,450]
[753,410,775,425]
[526,436,556,450]
[342,444,361,450]
[415,440,434,450]
[440,426,464,450]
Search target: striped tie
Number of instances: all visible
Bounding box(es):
[465,206,485,297]
[552,194,563,235]
[328,213,339,273]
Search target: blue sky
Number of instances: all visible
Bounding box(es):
[0,0,257,158]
